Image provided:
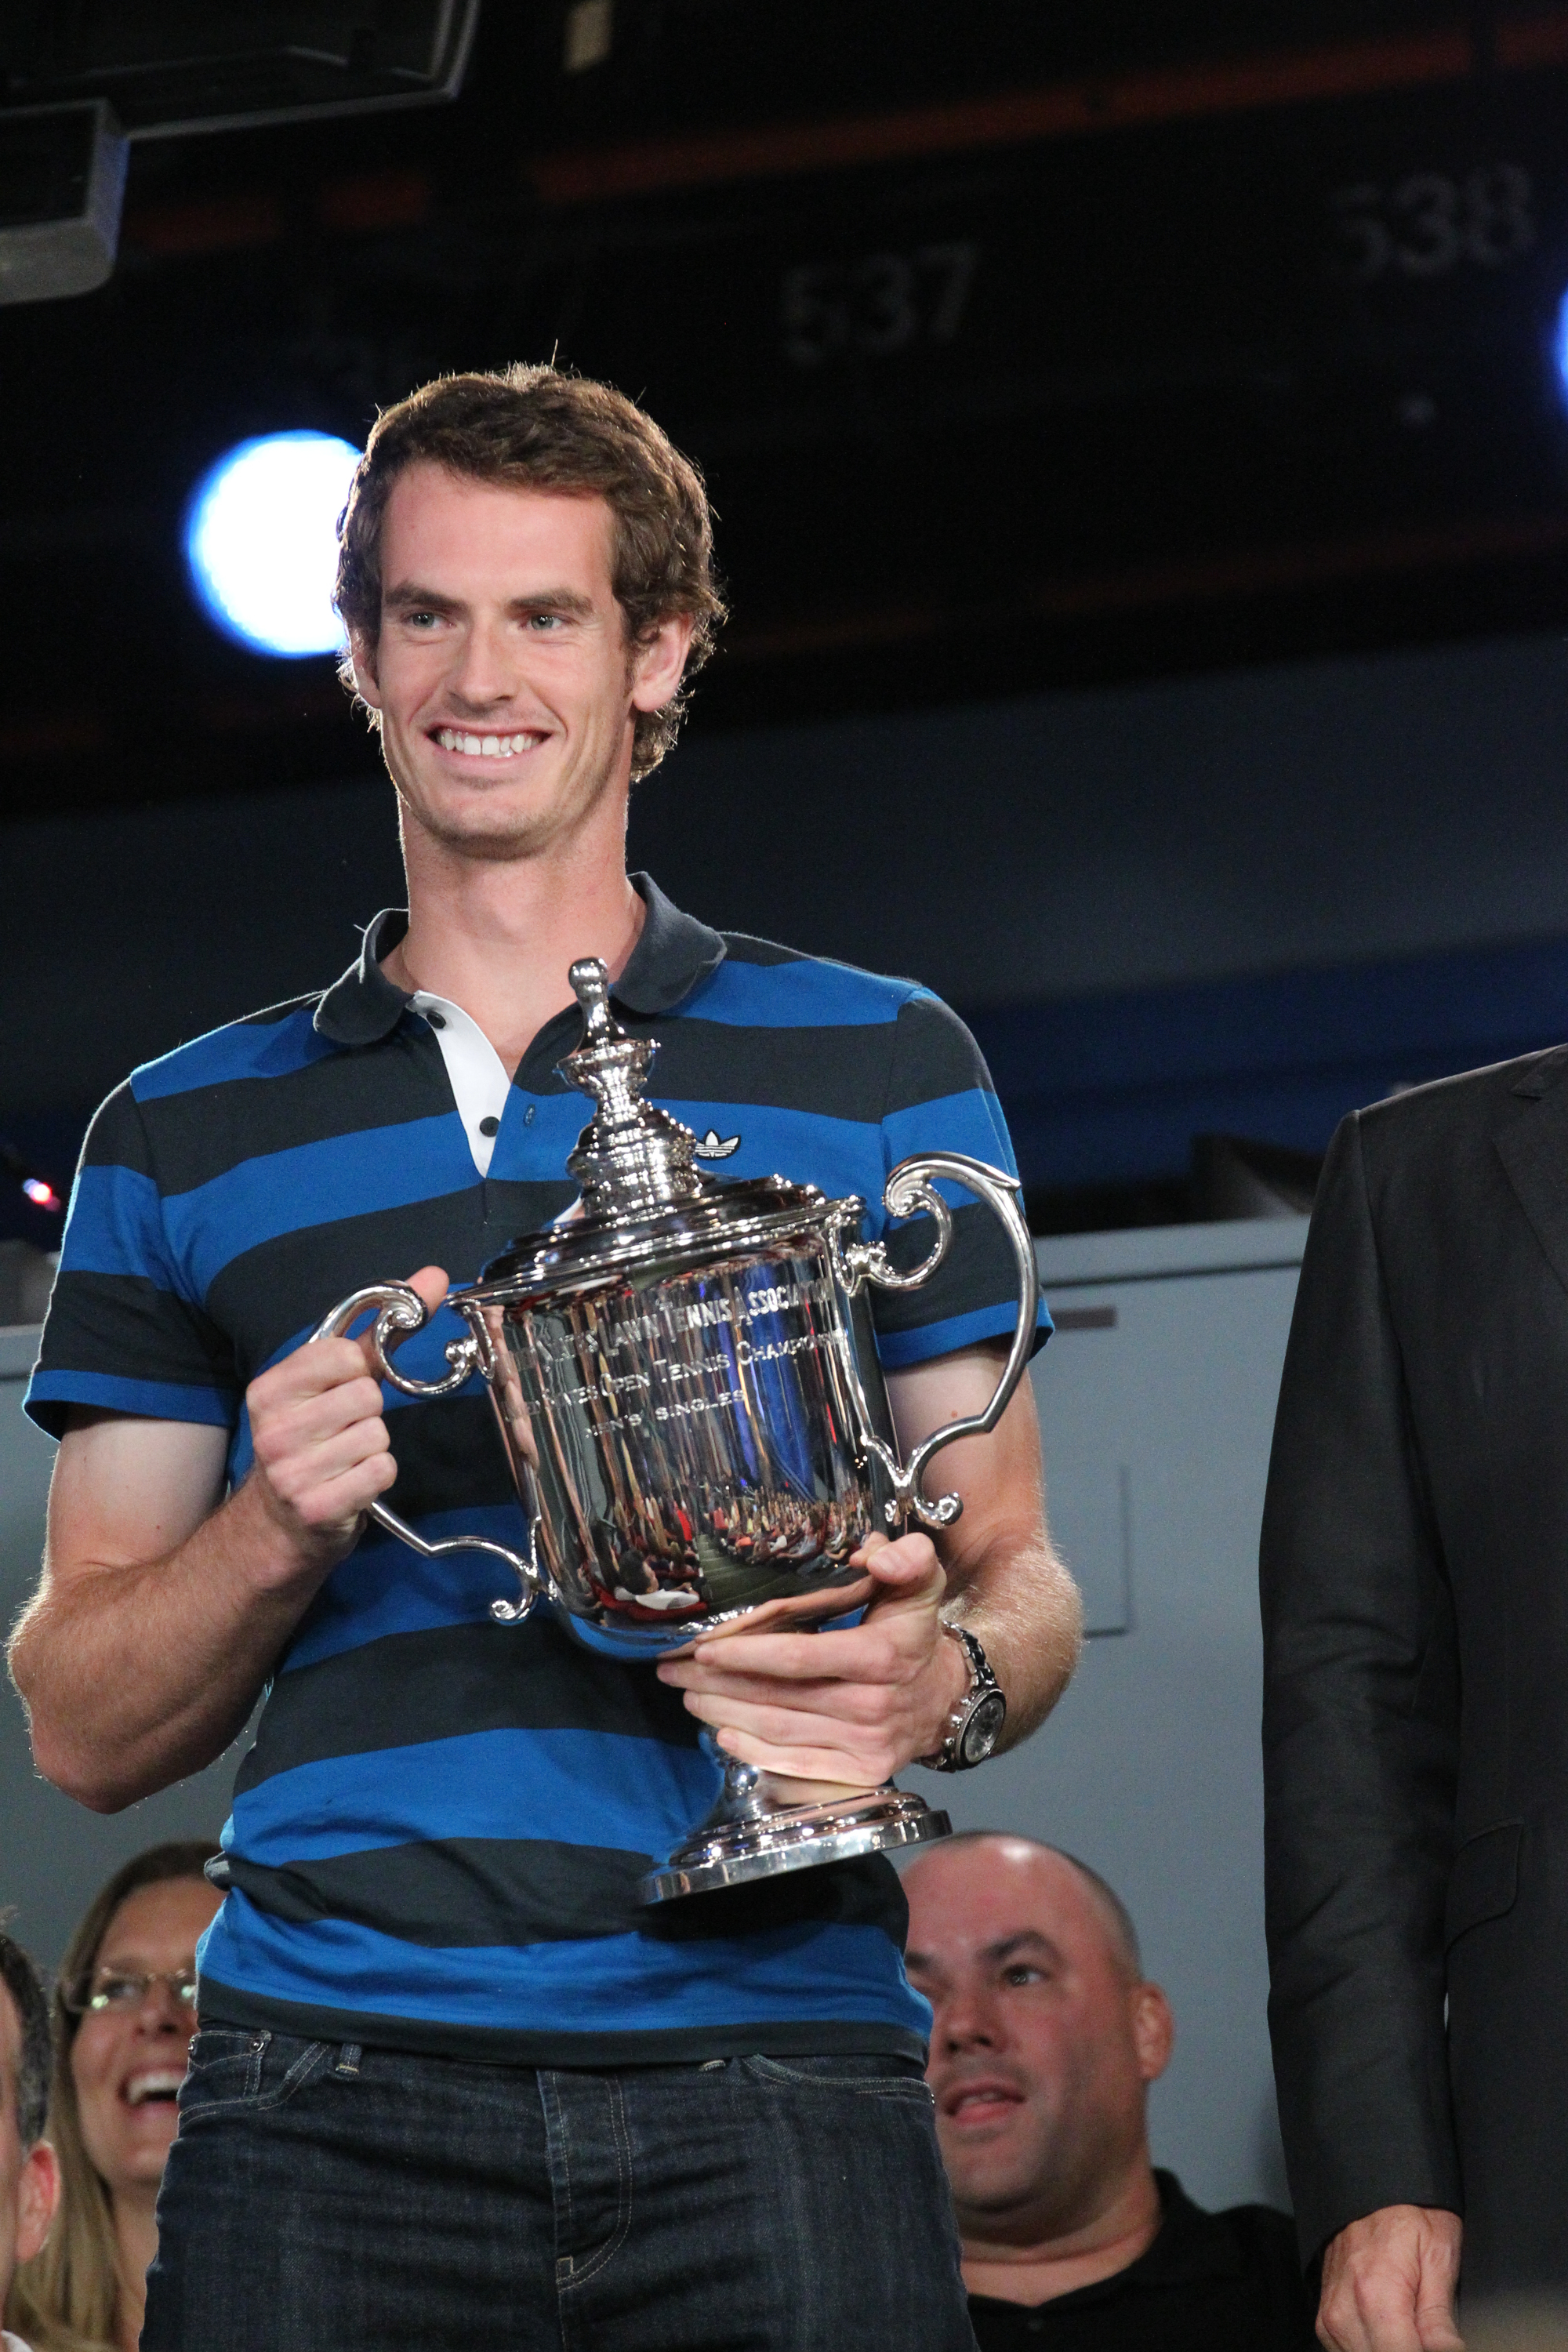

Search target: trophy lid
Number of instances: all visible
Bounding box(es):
[459,958,851,1304]
[555,958,707,1219]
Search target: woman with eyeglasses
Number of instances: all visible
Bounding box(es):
[5,1843,219,2352]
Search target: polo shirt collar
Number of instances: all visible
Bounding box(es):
[967,2175,1245,2324]
[615,872,728,1013]
[1125,2172,1249,2288]
[313,873,726,1047]
[314,909,412,1046]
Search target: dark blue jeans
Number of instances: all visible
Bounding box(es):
[141,2028,977,2350]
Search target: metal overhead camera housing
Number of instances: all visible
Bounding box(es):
[0,101,127,305]
[1,3,482,137]
[0,2,481,303]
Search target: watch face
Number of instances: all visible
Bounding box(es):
[960,1690,1007,1766]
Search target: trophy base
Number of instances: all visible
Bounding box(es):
[640,1760,951,1904]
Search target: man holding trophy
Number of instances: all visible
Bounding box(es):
[13,365,1080,2349]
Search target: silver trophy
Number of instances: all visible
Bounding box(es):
[316,960,1038,1902]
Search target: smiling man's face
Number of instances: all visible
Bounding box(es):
[349,463,690,866]
[905,1839,1171,2244]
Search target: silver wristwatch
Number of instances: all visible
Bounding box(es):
[917,1623,1007,1772]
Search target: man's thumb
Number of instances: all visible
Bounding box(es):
[406,1263,450,1313]
[862,1534,945,1597]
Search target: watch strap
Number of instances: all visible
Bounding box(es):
[916,1622,1007,1772]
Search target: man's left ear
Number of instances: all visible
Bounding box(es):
[1131,1983,1175,2085]
[16,2138,60,2267]
[630,613,695,716]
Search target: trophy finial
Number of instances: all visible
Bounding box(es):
[569,958,615,1044]
[556,956,707,1217]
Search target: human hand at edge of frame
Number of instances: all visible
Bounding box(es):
[1316,2205,1464,2352]
[653,1531,969,1788]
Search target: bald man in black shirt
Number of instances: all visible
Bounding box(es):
[903,1836,1314,2351]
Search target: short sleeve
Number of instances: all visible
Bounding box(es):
[869,992,1051,1370]
[24,1080,241,1439]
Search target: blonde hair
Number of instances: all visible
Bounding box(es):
[5,1842,216,2352]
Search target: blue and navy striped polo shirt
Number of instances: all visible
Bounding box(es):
[28,875,1047,2063]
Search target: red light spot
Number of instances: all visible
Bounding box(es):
[22,1178,60,1211]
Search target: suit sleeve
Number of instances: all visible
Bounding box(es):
[1260,1108,1461,2265]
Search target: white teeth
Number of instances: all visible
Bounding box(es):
[125,2070,185,2106]
[434,728,539,758]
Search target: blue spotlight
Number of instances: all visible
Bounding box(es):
[1554,285,1568,412]
[185,430,361,657]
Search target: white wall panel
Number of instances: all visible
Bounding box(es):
[903,1217,1309,2212]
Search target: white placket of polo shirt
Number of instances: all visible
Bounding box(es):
[409,992,511,1177]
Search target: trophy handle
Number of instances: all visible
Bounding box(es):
[310,1285,546,1623]
[829,1154,1040,1534]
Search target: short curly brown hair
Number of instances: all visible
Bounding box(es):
[335,365,726,780]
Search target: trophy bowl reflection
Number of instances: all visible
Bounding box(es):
[316,960,1039,1902]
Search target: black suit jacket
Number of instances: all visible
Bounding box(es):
[1261,1044,1568,2296]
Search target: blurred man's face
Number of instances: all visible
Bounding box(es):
[0,1986,59,2302]
[905,1841,1171,2242]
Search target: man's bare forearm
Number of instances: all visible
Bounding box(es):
[900,1352,1083,1748]
[942,1523,1082,1749]
[12,1274,442,1813]
[9,1475,328,1812]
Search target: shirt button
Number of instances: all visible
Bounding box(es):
[478,1116,499,1138]
[524,1105,536,1126]
[426,1011,446,1030]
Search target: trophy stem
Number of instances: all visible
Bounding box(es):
[640,1736,950,1904]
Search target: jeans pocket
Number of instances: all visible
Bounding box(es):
[741,2053,934,2104]
[180,2031,332,2122]
[180,2030,267,2107]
